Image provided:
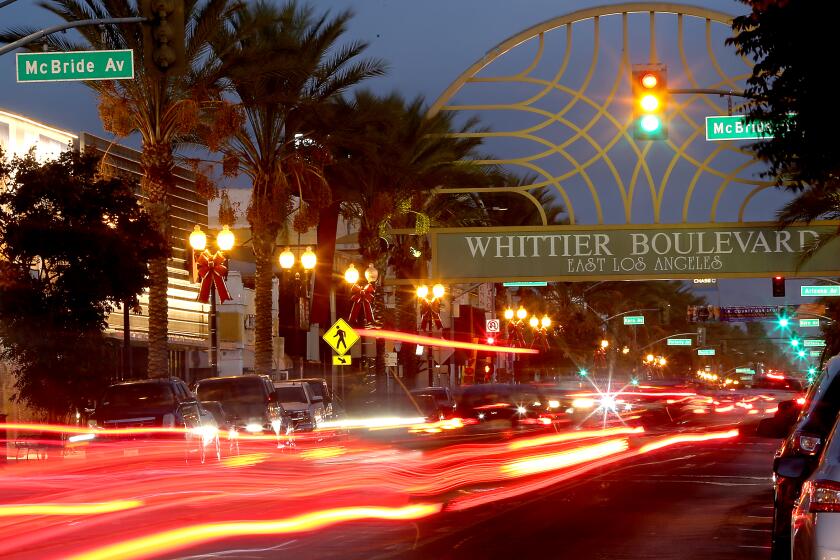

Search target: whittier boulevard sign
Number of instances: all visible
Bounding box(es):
[431,223,840,282]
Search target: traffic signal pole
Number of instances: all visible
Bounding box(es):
[0,17,146,56]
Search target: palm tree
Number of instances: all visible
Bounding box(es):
[209,1,385,375]
[2,0,237,377]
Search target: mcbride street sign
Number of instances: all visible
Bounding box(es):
[431,223,840,283]
[667,338,692,346]
[804,339,826,347]
[697,348,716,356]
[17,50,134,82]
[705,115,773,141]
[801,285,840,297]
[623,316,645,325]
[800,318,821,328]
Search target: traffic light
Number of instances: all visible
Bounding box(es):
[660,304,671,325]
[790,336,801,348]
[772,276,785,298]
[578,368,588,377]
[777,314,790,329]
[141,0,186,77]
[486,336,495,345]
[697,326,706,346]
[632,65,668,140]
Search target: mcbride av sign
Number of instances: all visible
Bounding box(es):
[705,115,774,141]
[17,50,134,82]
[431,223,840,283]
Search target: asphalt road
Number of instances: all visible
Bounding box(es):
[223,427,780,560]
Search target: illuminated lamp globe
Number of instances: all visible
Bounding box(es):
[344,264,359,285]
[600,339,609,349]
[216,225,235,251]
[640,94,660,112]
[364,263,379,284]
[640,115,662,133]
[646,353,655,363]
[189,225,207,251]
[416,285,429,299]
[279,247,295,270]
[659,357,667,366]
[301,246,317,270]
[622,346,630,355]
[529,316,539,329]
[504,308,514,321]
[541,315,551,329]
[432,283,445,299]
[641,73,658,88]
[516,307,528,321]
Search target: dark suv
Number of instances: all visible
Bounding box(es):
[195,375,289,436]
[91,377,201,432]
[768,356,840,558]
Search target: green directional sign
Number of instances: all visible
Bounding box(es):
[811,350,823,357]
[697,348,716,356]
[502,281,548,287]
[804,339,826,347]
[623,315,645,325]
[667,338,692,346]
[801,285,840,297]
[17,50,134,82]
[705,115,774,141]
[799,318,820,328]
[735,367,755,374]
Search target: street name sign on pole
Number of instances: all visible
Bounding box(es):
[705,115,773,141]
[804,339,826,347]
[697,348,716,356]
[323,318,359,356]
[623,315,644,325]
[810,350,822,357]
[502,281,548,287]
[17,49,134,82]
[667,338,692,346]
[801,285,840,297]
[735,367,755,374]
[384,352,398,367]
[800,318,820,328]
[332,355,352,366]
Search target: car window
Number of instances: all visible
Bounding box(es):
[275,386,307,403]
[803,372,840,434]
[101,383,176,407]
[196,378,266,404]
[306,381,326,400]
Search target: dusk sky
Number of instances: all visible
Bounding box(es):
[0,0,823,307]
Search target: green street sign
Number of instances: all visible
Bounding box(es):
[17,49,134,82]
[623,315,645,325]
[705,115,774,141]
[799,318,820,328]
[804,339,826,347]
[502,281,548,287]
[667,338,692,346]
[697,348,716,356]
[811,350,822,357]
[801,285,840,297]
[735,367,755,374]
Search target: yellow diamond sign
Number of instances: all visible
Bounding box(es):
[332,354,352,366]
[323,318,359,356]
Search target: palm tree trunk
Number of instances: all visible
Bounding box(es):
[141,142,173,379]
[253,227,275,376]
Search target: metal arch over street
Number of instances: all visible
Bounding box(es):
[426,2,774,226]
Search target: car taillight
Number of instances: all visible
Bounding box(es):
[162,413,176,427]
[795,433,822,455]
[805,480,840,512]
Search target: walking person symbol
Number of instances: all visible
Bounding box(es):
[333,326,348,351]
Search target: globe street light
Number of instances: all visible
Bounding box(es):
[190,224,236,376]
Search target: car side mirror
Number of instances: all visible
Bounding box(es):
[774,456,808,479]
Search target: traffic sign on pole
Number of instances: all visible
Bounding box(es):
[485,319,500,333]
[804,339,826,347]
[332,354,352,366]
[667,338,692,346]
[323,318,359,356]
[705,115,773,141]
[16,50,134,82]
[697,348,716,356]
[735,367,755,374]
[623,316,645,325]
[799,318,820,328]
[801,285,840,297]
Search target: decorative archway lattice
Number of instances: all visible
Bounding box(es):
[428,2,779,226]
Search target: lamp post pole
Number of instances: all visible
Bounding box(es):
[209,280,218,375]
[417,284,446,388]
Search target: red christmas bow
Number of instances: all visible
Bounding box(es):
[197,250,231,304]
[419,299,443,332]
[531,329,551,351]
[508,322,527,348]
[349,282,375,325]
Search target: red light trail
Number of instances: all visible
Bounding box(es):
[357,328,539,354]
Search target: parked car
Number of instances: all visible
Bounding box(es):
[195,375,289,437]
[89,378,219,462]
[411,387,457,418]
[766,356,840,559]
[297,378,336,419]
[790,410,840,560]
[273,382,325,431]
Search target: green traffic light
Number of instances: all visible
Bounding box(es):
[579,369,588,377]
[778,317,789,328]
[808,367,816,375]
[640,115,661,132]
[797,349,806,358]
[630,378,640,386]
[791,338,800,347]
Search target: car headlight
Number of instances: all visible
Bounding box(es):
[245,423,263,433]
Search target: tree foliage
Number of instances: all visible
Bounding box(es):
[0,149,166,419]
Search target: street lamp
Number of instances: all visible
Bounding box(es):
[344,262,378,326]
[529,314,553,350]
[417,282,446,386]
[189,224,236,376]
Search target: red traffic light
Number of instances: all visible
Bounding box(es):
[484,365,491,374]
[486,336,495,345]
[641,72,658,88]
[772,276,785,297]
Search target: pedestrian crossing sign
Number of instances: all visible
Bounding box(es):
[332,354,352,366]
[323,318,359,356]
